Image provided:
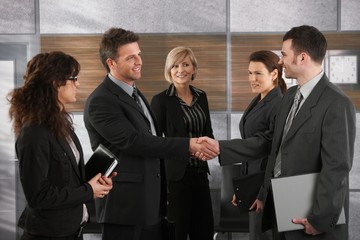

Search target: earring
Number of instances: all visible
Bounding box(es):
[191,75,194,81]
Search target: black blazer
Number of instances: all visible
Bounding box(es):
[219,75,356,239]
[16,124,93,237]
[83,76,190,226]
[151,85,214,181]
[239,87,282,174]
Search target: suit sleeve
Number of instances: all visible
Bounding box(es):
[86,93,190,160]
[200,92,215,139]
[16,126,93,210]
[219,127,273,166]
[150,94,166,136]
[308,96,355,232]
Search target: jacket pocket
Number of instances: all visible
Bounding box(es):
[113,172,143,182]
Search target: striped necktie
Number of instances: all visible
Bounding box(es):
[132,87,143,111]
[274,88,303,177]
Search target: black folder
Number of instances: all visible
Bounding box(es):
[85,144,119,181]
[232,171,265,213]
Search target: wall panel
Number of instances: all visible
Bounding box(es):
[230,0,337,32]
[231,32,360,110]
[39,0,226,34]
[41,34,227,111]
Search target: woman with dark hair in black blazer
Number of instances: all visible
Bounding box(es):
[8,51,114,240]
[151,46,214,240]
[232,50,287,240]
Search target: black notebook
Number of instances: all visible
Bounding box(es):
[85,144,119,181]
[232,171,265,213]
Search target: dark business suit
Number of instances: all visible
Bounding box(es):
[240,87,282,240]
[16,124,93,239]
[240,87,282,175]
[151,85,214,240]
[83,76,190,239]
[219,75,355,240]
[151,85,214,180]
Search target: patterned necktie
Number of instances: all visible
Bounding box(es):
[274,88,303,177]
[132,87,143,111]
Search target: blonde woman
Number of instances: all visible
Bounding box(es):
[151,46,214,240]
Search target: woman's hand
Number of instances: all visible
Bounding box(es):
[250,199,263,213]
[88,172,116,199]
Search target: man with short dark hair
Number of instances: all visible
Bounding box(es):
[84,27,219,240]
[201,25,356,240]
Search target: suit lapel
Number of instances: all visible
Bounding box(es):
[72,132,86,181]
[166,96,188,136]
[58,137,82,180]
[283,76,328,142]
[240,95,262,138]
[273,87,296,147]
[138,89,161,136]
[104,77,153,129]
[243,95,264,120]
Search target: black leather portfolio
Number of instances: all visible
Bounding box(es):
[85,144,119,181]
[232,171,265,213]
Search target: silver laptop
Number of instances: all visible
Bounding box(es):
[271,173,345,232]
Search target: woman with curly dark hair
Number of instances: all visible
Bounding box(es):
[8,51,114,240]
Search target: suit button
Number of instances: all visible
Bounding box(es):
[157,173,161,178]
[148,129,151,133]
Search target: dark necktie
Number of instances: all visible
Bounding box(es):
[274,88,303,177]
[132,87,143,111]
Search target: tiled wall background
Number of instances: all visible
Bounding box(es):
[1,0,359,239]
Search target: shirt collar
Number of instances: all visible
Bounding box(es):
[108,73,135,97]
[298,71,324,101]
[165,84,201,99]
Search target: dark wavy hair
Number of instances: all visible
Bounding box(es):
[99,27,140,72]
[249,50,287,94]
[8,51,80,138]
[283,25,327,64]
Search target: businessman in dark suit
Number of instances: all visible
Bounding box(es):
[199,25,355,240]
[83,28,219,240]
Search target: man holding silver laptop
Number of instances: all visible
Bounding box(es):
[199,25,356,240]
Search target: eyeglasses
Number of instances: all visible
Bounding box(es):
[68,76,78,81]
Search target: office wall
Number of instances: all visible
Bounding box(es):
[1,0,359,239]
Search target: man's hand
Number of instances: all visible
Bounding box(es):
[292,218,322,235]
[189,137,219,160]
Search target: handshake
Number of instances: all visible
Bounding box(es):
[189,137,220,161]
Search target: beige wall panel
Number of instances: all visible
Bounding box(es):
[230,0,337,32]
[40,0,226,34]
[0,0,35,34]
[341,0,360,31]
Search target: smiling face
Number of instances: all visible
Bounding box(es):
[57,78,79,105]
[107,42,142,85]
[279,39,302,80]
[170,56,195,87]
[248,61,277,99]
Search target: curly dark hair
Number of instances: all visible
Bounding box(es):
[99,27,139,72]
[8,51,80,138]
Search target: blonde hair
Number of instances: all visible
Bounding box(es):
[164,46,198,83]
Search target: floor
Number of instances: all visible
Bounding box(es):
[84,232,251,240]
